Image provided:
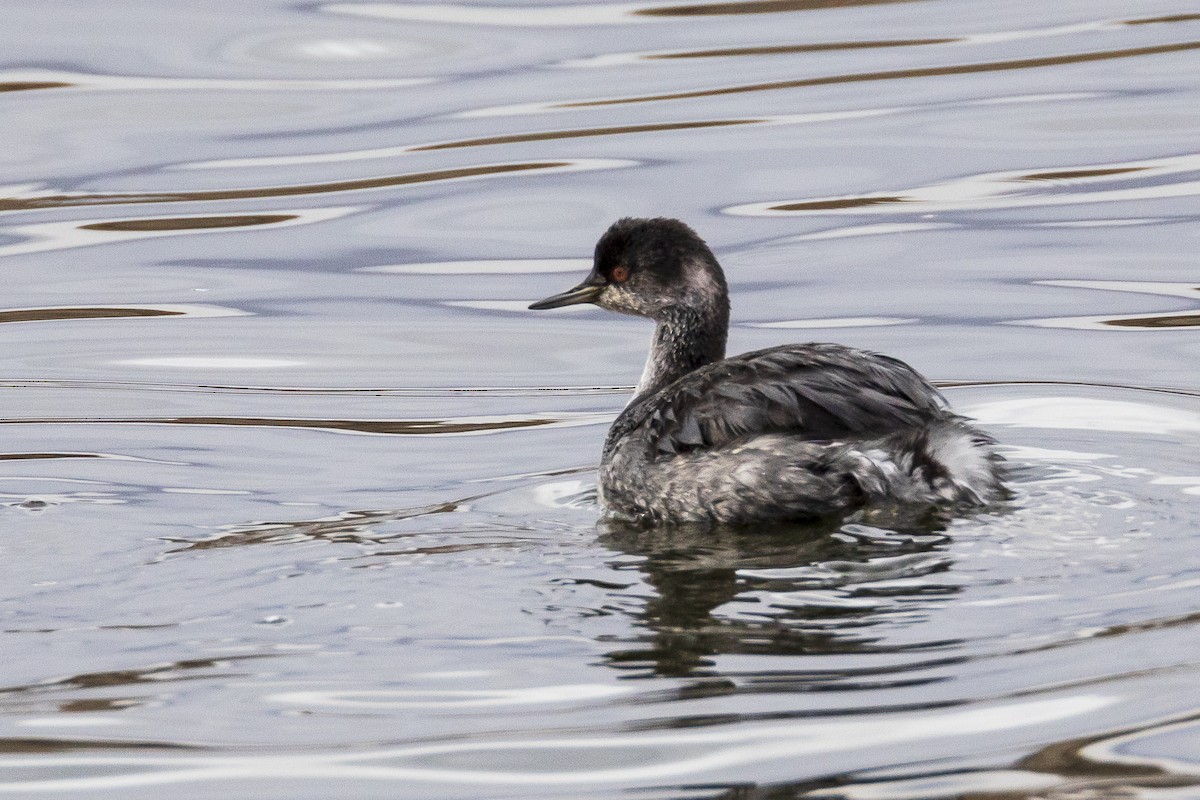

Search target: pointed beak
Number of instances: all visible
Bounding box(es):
[528,276,605,310]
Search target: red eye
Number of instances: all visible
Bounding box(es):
[611,265,629,283]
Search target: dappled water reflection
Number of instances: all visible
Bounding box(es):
[2,384,1200,796]
[3,0,1200,797]
[603,522,850,676]
[598,520,951,677]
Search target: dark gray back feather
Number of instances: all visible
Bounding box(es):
[606,343,950,460]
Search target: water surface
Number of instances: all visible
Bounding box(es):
[2,1,1200,797]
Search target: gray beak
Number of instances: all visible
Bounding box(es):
[528,276,605,310]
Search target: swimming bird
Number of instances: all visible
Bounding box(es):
[530,218,1005,525]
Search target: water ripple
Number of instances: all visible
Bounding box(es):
[0,207,354,258]
[0,696,1112,792]
[967,396,1200,435]
[185,113,882,167]
[564,37,955,67]
[269,684,633,710]
[0,69,430,93]
[0,305,247,325]
[4,2,1199,796]
[563,11,1200,67]
[0,412,611,437]
[569,41,1200,108]
[0,159,631,212]
[469,40,1200,115]
[726,153,1200,215]
[361,258,590,275]
[1009,281,1200,331]
[326,0,922,27]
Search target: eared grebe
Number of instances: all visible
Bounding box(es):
[530,218,1005,525]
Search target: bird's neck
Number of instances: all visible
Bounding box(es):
[634,300,729,401]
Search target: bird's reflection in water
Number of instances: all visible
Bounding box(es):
[597,514,958,678]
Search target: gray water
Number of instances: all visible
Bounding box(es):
[2,1,1200,797]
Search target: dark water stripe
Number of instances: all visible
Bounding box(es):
[647,38,957,59]
[0,379,633,396]
[644,11,1200,59]
[934,379,1200,398]
[2,378,1195,397]
[774,196,910,211]
[637,0,921,17]
[1021,166,1147,181]
[0,416,589,435]
[81,214,296,231]
[0,81,72,92]
[0,656,269,695]
[561,40,1200,108]
[168,504,464,550]
[1018,709,1200,780]
[756,159,1190,211]
[1125,12,1200,26]
[1103,313,1200,328]
[0,452,104,461]
[0,307,182,324]
[0,738,201,754]
[411,119,755,151]
[716,709,1200,799]
[648,6,1200,22]
[0,162,571,212]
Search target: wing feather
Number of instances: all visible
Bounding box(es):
[616,343,948,459]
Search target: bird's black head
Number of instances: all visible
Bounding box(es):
[530,217,728,320]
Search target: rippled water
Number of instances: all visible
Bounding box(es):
[3,1,1200,797]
